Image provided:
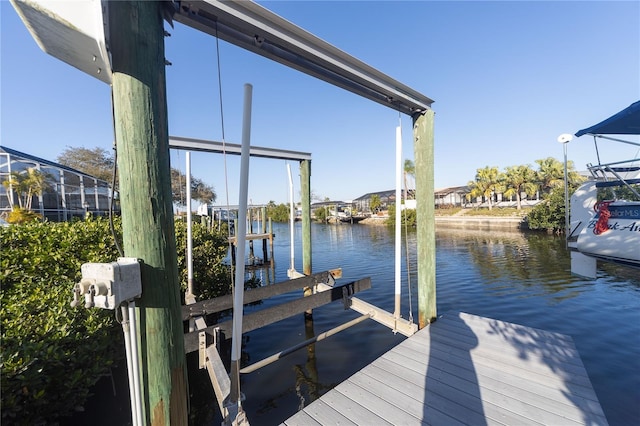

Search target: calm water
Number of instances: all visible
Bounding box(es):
[73,222,640,425]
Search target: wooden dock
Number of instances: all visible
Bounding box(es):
[283,312,607,425]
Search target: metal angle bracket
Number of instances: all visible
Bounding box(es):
[198,331,207,369]
[198,327,220,369]
[342,285,354,310]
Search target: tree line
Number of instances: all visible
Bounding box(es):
[56,146,216,206]
[466,157,585,210]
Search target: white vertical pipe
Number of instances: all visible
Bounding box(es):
[128,301,143,426]
[287,163,295,273]
[94,179,100,211]
[120,305,139,426]
[186,152,193,297]
[230,84,252,408]
[394,125,402,320]
[79,176,86,216]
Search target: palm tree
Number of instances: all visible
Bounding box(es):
[2,172,21,209]
[403,159,415,200]
[467,166,502,210]
[535,157,585,197]
[2,168,47,211]
[370,194,382,213]
[23,168,47,211]
[535,157,565,194]
[501,165,538,210]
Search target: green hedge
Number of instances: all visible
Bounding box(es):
[1,217,231,424]
[174,218,232,300]
[1,218,124,424]
[386,206,417,227]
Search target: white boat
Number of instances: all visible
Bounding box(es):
[568,100,640,277]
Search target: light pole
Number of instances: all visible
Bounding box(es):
[557,133,573,238]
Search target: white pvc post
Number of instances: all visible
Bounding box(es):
[394,126,402,321]
[287,163,295,274]
[186,152,193,297]
[128,301,143,426]
[229,83,252,411]
[120,305,139,426]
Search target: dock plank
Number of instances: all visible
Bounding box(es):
[282,409,322,426]
[334,379,422,424]
[283,311,608,426]
[316,389,392,425]
[367,358,546,426]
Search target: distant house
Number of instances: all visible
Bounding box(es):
[352,189,415,213]
[0,146,117,221]
[351,184,541,212]
[435,186,470,208]
[310,200,346,210]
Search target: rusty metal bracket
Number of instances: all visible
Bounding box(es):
[342,285,354,309]
[199,331,207,369]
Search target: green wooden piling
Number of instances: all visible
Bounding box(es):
[301,160,312,275]
[413,110,437,328]
[109,2,188,424]
[300,160,313,318]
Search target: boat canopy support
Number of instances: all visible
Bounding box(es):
[172,0,433,116]
[169,135,311,161]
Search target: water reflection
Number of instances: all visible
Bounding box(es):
[436,229,587,303]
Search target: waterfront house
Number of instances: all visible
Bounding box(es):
[0,146,117,221]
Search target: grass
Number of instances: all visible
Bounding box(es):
[434,207,462,216]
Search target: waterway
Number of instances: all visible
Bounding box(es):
[71,221,640,425]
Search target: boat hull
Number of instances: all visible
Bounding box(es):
[576,201,640,266]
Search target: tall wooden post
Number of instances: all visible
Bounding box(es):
[300,160,313,318]
[300,160,312,275]
[109,2,188,424]
[413,110,436,329]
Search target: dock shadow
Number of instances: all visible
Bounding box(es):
[423,312,486,425]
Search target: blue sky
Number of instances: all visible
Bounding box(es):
[2,1,639,206]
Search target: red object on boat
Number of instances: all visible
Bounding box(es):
[593,201,612,235]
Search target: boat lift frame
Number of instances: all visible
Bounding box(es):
[12,1,436,424]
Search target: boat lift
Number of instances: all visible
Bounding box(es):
[12,1,436,424]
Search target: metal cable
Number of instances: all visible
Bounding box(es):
[399,113,414,324]
[109,88,124,257]
[215,21,235,290]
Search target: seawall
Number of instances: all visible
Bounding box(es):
[435,216,526,230]
[360,215,527,230]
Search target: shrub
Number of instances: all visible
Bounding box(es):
[174,220,232,300]
[526,188,567,233]
[386,206,417,227]
[1,218,123,424]
[1,217,232,424]
[5,207,42,224]
[266,203,291,223]
[314,206,328,222]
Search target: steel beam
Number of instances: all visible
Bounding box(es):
[169,135,311,161]
[173,0,433,115]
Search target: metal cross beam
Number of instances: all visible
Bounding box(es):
[169,135,312,161]
[173,0,434,116]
